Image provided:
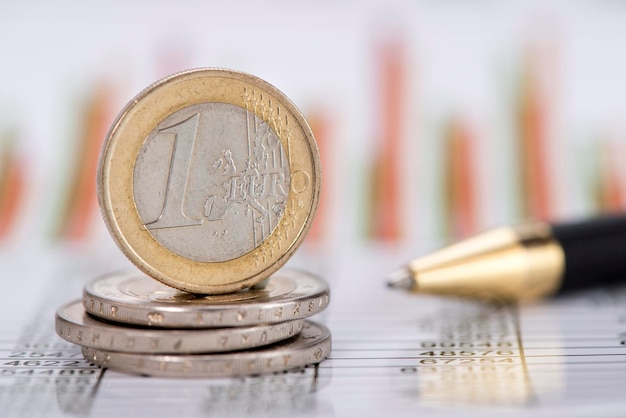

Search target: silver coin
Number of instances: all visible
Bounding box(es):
[82,321,331,378]
[56,301,303,354]
[83,269,330,328]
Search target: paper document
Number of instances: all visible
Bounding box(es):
[1,251,625,417]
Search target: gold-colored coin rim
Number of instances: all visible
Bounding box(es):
[97,68,321,294]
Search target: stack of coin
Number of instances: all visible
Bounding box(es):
[55,69,330,377]
[55,269,330,377]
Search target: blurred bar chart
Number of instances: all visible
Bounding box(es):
[1,1,625,263]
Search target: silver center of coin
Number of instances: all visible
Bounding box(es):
[133,103,290,262]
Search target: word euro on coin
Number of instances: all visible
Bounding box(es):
[83,269,330,328]
[98,69,321,293]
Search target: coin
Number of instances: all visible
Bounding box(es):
[56,301,304,354]
[83,269,330,328]
[97,68,321,294]
[82,321,330,378]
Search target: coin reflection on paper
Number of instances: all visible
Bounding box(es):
[72,365,332,417]
[201,365,333,416]
[55,371,101,415]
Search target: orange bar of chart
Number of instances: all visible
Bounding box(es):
[367,36,407,242]
[0,135,26,241]
[517,47,554,221]
[444,117,477,239]
[596,139,626,213]
[306,108,332,247]
[52,83,113,242]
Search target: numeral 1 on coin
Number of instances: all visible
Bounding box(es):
[146,114,202,230]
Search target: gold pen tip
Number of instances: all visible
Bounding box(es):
[386,267,415,290]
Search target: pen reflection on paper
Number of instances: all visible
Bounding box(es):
[519,303,565,402]
[411,300,563,407]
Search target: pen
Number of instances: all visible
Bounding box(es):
[387,214,626,301]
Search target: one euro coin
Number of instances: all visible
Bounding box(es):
[98,69,321,293]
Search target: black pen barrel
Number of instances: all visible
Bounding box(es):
[552,214,626,292]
